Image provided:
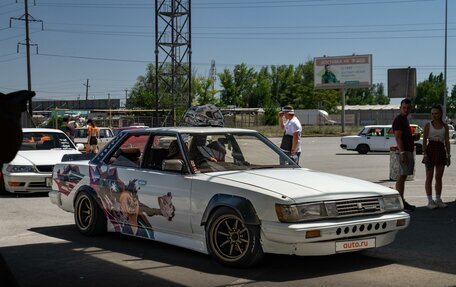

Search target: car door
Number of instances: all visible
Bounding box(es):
[98,128,113,148]
[365,127,386,151]
[138,133,192,238]
[384,127,396,150]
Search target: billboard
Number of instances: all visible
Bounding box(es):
[314,55,372,90]
[387,68,416,98]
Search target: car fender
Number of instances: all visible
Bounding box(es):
[201,194,260,226]
[73,184,101,209]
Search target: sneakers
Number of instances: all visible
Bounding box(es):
[403,200,416,212]
[427,200,438,209]
[434,199,448,208]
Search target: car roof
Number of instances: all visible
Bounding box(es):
[363,125,392,128]
[22,128,65,133]
[125,126,257,134]
[76,127,112,129]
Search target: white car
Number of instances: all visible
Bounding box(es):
[49,127,409,266]
[341,125,423,154]
[1,128,84,194]
[448,124,455,139]
[74,127,115,150]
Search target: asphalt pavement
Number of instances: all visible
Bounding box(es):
[1,136,455,287]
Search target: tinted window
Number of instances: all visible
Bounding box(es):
[21,132,74,150]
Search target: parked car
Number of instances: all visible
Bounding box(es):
[74,127,114,150]
[341,125,423,154]
[448,124,455,139]
[1,128,84,194]
[50,127,409,266]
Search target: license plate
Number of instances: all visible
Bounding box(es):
[335,238,376,252]
[46,177,52,187]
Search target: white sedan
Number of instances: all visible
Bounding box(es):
[49,127,409,266]
[341,125,423,154]
[1,128,84,194]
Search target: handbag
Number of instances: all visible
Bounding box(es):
[280,133,293,152]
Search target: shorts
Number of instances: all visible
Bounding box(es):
[396,151,414,176]
[89,136,98,145]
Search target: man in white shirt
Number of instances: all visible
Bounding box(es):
[278,105,302,164]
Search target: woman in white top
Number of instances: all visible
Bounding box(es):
[422,105,451,209]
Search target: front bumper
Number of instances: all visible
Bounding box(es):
[3,173,52,193]
[340,144,347,149]
[260,211,410,256]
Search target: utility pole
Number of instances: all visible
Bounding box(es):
[209,59,216,90]
[84,79,90,100]
[108,93,112,127]
[10,0,43,116]
[125,89,128,108]
[443,0,448,120]
[155,0,192,126]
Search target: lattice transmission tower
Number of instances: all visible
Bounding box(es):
[155,0,192,126]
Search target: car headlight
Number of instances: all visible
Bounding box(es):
[6,165,35,173]
[275,202,338,222]
[382,194,403,211]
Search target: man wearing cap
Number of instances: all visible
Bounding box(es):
[278,105,302,164]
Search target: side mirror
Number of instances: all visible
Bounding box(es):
[162,159,184,172]
[76,143,85,151]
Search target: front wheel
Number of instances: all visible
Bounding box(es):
[356,144,370,154]
[206,207,263,267]
[74,190,106,236]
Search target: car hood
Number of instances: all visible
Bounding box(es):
[206,168,396,202]
[9,150,80,166]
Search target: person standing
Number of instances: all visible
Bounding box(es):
[87,119,99,154]
[278,105,302,164]
[393,98,419,211]
[422,105,451,209]
[62,117,76,142]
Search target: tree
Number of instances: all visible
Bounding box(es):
[192,76,218,105]
[413,73,444,113]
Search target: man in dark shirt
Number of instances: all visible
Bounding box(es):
[393,98,419,211]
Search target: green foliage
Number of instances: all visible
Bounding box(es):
[345,83,389,105]
[413,73,444,113]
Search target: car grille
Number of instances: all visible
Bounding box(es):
[35,165,54,173]
[29,182,47,188]
[335,197,381,216]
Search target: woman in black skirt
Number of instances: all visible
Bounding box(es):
[422,105,451,209]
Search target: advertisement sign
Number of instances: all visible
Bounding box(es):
[314,55,372,90]
[387,68,416,98]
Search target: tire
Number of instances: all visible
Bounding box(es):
[206,207,263,267]
[74,190,106,236]
[356,144,370,154]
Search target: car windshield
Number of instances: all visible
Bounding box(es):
[21,132,75,150]
[179,132,298,173]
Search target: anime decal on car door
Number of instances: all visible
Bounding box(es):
[89,164,176,239]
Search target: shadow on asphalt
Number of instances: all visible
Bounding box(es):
[1,202,455,286]
[2,226,392,287]
[368,201,456,275]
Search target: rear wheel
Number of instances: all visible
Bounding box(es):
[74,191,106,236]
[356,144,370,154]
[206,207,263,267]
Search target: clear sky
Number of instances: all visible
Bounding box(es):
[0,0,454,105]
